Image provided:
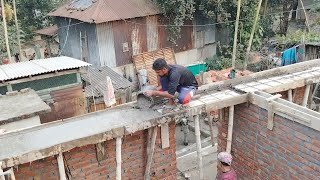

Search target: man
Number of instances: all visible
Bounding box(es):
[144,58,198,104]
[217,152,237,180]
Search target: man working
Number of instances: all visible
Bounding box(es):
[217,152,237,180]
[144,58,198,104]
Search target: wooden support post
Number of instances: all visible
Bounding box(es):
[1,0,11,62]
[0,168,15,180]
[267,103,275,130]
[161,123,170,149]
[8,168,15,180]
[208,115,215,146]
[231,0,242,69]
[226,106,234,153]
[219,108,224,121]
[0,161,5,180]
[299,0,310,32]
[144,127,157,180]
[302,84,312,107]
[266,94,281,130]
[194,114,203,180]
[288,89,293,102]
[244,0,263,70]
[13,0,22,59]
[116,137,122,180]
[57,152,67,180]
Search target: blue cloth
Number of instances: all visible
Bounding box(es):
[282,47,297,66]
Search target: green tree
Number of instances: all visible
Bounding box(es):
[15,0,65,40]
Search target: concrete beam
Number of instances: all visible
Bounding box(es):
[249,91,320,131]
[0,102,185,168]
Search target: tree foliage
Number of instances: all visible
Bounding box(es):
[15,0,66,40]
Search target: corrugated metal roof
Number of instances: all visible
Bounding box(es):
[0,56,91,81]
[35,25,58,36]
[48,0,160,24]
[82,66,132,97]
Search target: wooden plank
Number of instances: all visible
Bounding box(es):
[57,152,67,180]
[208,115,215,146]
[144,127,158,180]
[0,161,4,180]
[226,106,234,153]
[116,137,122,180]
[194,114,203,180]
[161,123,170,149]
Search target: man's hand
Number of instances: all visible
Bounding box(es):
[144,90,154,97]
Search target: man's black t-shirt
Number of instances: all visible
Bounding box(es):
[166,65,198,95]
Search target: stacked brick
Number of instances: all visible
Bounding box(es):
[217,104,320,180]
[13,122,177,180]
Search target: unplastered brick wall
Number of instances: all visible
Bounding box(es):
[13,122,177,180]
[216,104,320,180]
[278,86,305,105]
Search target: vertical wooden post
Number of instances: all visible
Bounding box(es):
[1,0,11,62]
[231,0,242,69]
[208,115,215,146]
[57,152,67,180]
[144,127,157,180]
[13,0,22,59]
[9,168,16,180]
[194,114,203,180]
[302,84,311,107]
[116,137,122,180]
[226,106,235,153]
[244,0,263,70]
[299,0,310,32]
[0,161,5,180]
[288,89,293,102]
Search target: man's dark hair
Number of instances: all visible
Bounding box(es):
[152,58,168,70]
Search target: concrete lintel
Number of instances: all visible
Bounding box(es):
[205,94,248,111]
[199,59,320,93]
[249,91,320,131]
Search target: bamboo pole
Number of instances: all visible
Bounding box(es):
[263,0,268,18]
[194,114,203,180]
[208,115,215,146]
[57,152,67,180]
[1,0,11,62]
[302,84,311,107]
[226,106,235,153]
[144,127,157,180]
[12,0,22,59]
[288,89,293,102]
[231,0,242,69]
[244,0,263,70]
[116,137,122,180]
[299,0,310,32]
[0,161,4,180]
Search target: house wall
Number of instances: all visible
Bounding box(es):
[216,102,320,179]
[13,122,177,180]
[57,17,100,67]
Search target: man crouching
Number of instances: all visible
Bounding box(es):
[144,58,198,105]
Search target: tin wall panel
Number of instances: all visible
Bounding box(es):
[146,15,159,52]
[96,22,117,67]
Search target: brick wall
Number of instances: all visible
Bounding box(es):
[217,104,320,180]
[13,122,177,180]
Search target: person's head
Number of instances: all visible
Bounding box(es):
[217,152,232,170]
[152,58,169,77]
